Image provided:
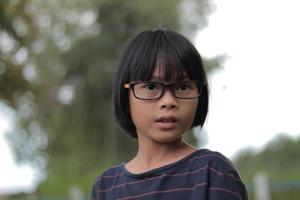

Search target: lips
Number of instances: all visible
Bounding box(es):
[155,116,178,130]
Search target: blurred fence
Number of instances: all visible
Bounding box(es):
[246,173,300,200]
[4,186,89,200]
[1,196,89,200]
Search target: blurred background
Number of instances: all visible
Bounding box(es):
[0,0,299,199]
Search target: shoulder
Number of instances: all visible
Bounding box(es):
[93,163,123,185]
[192,149,238,173]
[192,149,248,200]
[91,164,124,196]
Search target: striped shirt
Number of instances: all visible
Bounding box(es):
[91,149,248,200]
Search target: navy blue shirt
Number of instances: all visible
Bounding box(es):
[91,149,248,200]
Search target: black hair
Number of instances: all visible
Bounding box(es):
[113,28,209,138]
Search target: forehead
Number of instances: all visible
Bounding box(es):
[152,65,188,81]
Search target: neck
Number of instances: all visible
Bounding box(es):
[134,136,196,169]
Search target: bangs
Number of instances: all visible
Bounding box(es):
[127,30,191,82]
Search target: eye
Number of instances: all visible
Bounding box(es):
[143,83,158,90]
[175,83,192,90]
[146,84,156,90]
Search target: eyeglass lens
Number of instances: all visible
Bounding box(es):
[132,81,202,100]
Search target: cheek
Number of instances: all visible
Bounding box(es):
[190,100,199,116]
[181,100,198,126]
[129,92,150,127]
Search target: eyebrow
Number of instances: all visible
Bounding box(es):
[150,76,190,81]
[150,76,164,81]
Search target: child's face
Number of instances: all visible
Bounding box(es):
[129,65,199,144]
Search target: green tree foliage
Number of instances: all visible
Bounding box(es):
[234,133,300,200]
[0,0,221,195]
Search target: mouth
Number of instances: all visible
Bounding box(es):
[155,116,178,130]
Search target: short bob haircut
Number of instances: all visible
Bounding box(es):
[113,28,209,138]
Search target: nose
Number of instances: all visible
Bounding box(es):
[159,88,178,110]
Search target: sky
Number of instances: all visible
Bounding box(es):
[197,0,300,157]
[1,0,300,194]
[0,105,36,194]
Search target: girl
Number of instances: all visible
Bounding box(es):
[91,29,248,200]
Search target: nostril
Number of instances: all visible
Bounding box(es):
[160,101,178,109]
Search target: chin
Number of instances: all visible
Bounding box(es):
[153,134,183,144]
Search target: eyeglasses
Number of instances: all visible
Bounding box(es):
[124,80,204,100]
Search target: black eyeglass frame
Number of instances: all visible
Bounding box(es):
[124,80,205,100]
